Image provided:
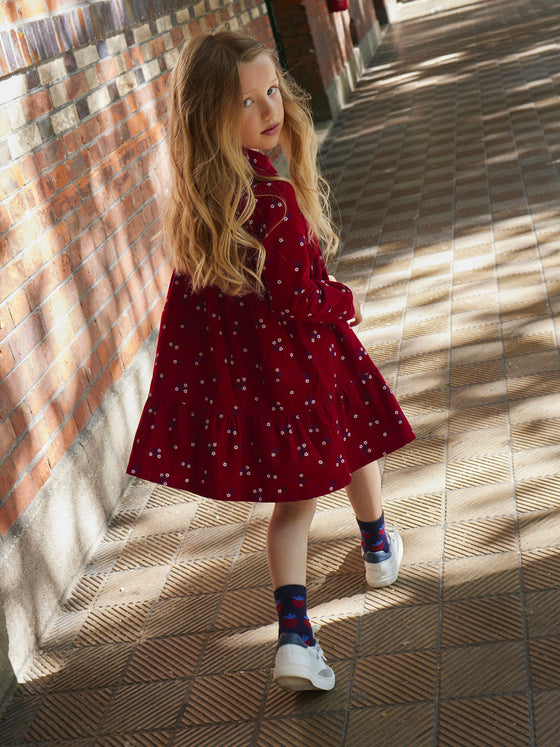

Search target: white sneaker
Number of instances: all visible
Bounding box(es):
[273,633,335,692]
[364,527,403,588]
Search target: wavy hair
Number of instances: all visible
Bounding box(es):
[164,27,339,296]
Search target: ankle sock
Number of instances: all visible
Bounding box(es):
[357,512,389,554]
[274,584,315,646]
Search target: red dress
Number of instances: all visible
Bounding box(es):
[127,149,415,502]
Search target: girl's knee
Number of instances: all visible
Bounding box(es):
[273,497,317,522]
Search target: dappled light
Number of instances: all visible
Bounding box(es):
[1,0,560,743]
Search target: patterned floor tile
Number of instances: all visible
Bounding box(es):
[256,713,345,747]
[5,2,560,744]
[352,650,437,706]
[443,553,520,601]
[99,680,190,733]
[180,670,268,726]
[440,640,528,701]
[345,702,434,746]
[438,695,531,747]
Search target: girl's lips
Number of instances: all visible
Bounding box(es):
[262,123,280,136]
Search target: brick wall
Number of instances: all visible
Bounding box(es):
[269,0,379,119]
[0,0,274,540]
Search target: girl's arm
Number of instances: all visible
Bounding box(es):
[255,184,358,325]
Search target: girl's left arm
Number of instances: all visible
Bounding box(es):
[256,184,357,325]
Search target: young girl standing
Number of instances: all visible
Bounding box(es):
[127,27,415,692]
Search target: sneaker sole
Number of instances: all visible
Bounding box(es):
[273,645,335,692]
[365,531,403,588]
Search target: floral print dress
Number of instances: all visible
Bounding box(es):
[127,149,415,502]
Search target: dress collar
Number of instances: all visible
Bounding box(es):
[244,148,278,176]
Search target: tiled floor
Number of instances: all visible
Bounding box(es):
[2,0,560,744]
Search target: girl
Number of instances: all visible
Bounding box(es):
[127,27,415,692]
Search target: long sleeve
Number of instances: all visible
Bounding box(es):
[252,180,355,324]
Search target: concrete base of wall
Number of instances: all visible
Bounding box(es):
[325,21,383,120]
[0,330,158,711]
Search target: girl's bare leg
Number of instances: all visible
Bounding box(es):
[345,461,383,522]
[266,498,317,588]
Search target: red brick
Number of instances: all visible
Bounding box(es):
[30,454,50,494]
[90,154,117,191]
[21,154,40,181]
[53,247,72,283]
[128,110,150,138]
[90,218,107,249]
[0,415,16,456]
[0,254,27,303]
[76,173,93,201]
[15,0,48,20]
[8,315,44,370]
[96,56,117,83]
[7,288,32,328]
[98,100,128,132]
[62,129,79,157]
[98,126,126,158]
[120,330,143,368]
[127,214,145,244]
[9,214,43,256]
[25,262,59,306]
[22,89,52,120]
[26,173,57,208]
[76,118,100,147]
[26,369,58,421]
[49,315,74,353]
[57,366,88,417]
[0,203,11,235]
[96,335,116,368]
[46,430,67,470]
[64,212,82,241]
[73,396,92,431]
[6,190,28,224]
[119,138,142,168]
[36,202,55,232]
[12,418,49,473]
[51,163,69,190]
[110,352,124,383]
[86,367,112,412]
[60,416,78,451]
[171,26,186,45]
[0,471,34,537]
[149,36,165,57]
[0,163,24,200]
[9,401,31,438]
[42,396,63,435]
[35,141,65,172]
[51,182,81,220]
[83,349,102,383]
[64,70,89,100]
[55,345,75,383]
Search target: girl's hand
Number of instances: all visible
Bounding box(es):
[349,291,363,327]
[328,274,362,326]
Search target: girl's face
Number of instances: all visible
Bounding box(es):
[238,54,284,152]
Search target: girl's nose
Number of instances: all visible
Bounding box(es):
[261,98,275,117]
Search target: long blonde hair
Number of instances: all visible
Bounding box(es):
[164,27,339,296]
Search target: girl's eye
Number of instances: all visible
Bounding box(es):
[243,98,252,108]
[268,86,278,96]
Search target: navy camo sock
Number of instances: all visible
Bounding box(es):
[357,512,390,554]
[274,584,315,646]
